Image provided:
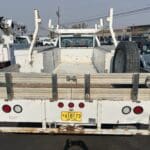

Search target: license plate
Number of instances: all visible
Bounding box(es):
[61,112,82,121]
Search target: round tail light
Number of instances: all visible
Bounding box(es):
[79,102,85,108]
[58,102,64,108]
[2,105,11,113]
[133,106,143,114]
[13,105,22,113]
[68,102,74,108]
[122,106,131,115]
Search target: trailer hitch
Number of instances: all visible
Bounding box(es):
[59,125,83,133]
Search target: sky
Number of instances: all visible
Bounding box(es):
[0,0,150,34]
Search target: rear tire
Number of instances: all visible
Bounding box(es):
[112,41,140,73]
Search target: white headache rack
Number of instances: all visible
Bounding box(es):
[53,29,101,35]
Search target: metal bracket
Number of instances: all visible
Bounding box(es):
[52,74,58,100]
[131,73,139,101]
[66,75,77,100]
[5,73,13,100]
[66,75,77,82]
[84,74,90,100]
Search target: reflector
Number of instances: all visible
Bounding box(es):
[68,102,74,108]
[122,106,131,115]
[79,102,85,108]
[13,105,22,113]
[2,105,11,113]
[133,106,143,114]
[58,102,64,108]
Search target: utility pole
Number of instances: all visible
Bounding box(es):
[56,6,60,26]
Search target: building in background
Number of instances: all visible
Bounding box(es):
[98,24,150,43]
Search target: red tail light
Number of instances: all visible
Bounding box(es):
[58,102,64,108]
[79,102,85,108]
[68,102,74,108]
[133,106,143,114]
[2,105,11,113]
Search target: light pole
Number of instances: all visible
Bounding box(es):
[56,6,60,26]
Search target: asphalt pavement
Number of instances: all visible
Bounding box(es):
[0,133,150,150]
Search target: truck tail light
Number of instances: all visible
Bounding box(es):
[13,105,22,113]
[133,106,143,114]
[2,105,11,113]
[68,102,74,108]
[79,102,85,108]
[122,106,131,114]
[58,102,64,108]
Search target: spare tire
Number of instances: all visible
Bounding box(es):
[112,41,140,73]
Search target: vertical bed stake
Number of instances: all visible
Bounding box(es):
[131,73,139,101]
[5,73,13,100]
[52,74,58,100]
[84,74,90,100]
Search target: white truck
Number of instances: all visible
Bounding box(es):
[0,9,150,150]
[0,16,31,69]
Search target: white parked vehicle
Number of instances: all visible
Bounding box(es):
[0,9,150,150]
[0,16,31,69]
[42,38,51,46]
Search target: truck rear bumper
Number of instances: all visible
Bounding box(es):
[0,127,150,135]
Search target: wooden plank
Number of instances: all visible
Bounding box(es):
[90,88,150,100]
[0,87,7,98]
[1,88,148,100]
[90,73,149,84]
[0,73,149,84]
[13,88,52,99]
[0,73,150,100]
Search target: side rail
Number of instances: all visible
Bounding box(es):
[0,72,150,100]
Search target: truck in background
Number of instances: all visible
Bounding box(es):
[0,16,31,69]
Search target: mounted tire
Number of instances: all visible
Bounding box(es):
[112,41,140,73]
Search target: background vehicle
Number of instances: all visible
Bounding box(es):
[136,40,150,72]
[0,16,30,69]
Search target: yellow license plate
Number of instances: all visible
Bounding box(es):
[61,112,82,121]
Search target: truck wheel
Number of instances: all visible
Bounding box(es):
[112,41,140,73]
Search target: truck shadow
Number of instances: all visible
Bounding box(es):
[64,139,88,150]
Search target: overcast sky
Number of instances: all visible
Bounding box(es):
[0,0,150,33]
